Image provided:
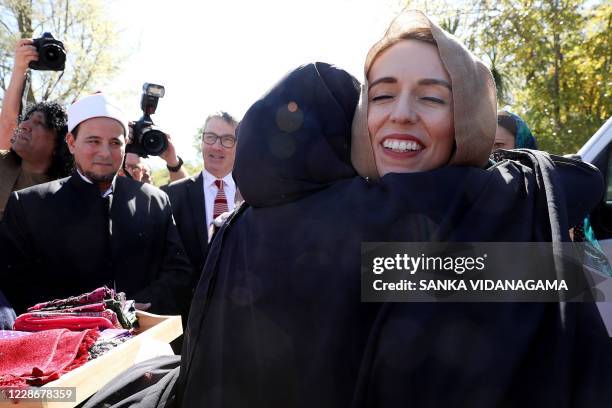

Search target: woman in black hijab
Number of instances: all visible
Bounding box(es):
[177,12,612,408]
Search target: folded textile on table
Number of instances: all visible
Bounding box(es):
[89,329,133,360]
[0,328,99,386]
[27,287,114,311]
[13,310,119,331]
[18,286,138,331]
[98,328,132,341]
[40,302,107,313]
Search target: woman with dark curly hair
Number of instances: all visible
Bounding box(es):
[0,101,72,220]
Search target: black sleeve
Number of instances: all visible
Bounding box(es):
[0,192,37,314]
[552,156,604,228]
[493,150,604,231]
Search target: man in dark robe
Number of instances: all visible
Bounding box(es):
[0,93,193,316]
[176,62,612,407]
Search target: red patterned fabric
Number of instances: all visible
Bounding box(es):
[213,180,229,220]
[0,328,99,386]
[47,302,107,313]
[27,287,114,311]
[13,310,117,331]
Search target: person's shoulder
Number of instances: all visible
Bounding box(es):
[12,176,69,202]
[117,176,166,196]
[116,177,173,214]
[552,154,600,177]
[162,174,200,194]
[15,176,68,195]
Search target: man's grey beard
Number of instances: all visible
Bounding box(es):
[76,163,117,184]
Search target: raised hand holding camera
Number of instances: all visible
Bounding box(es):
[14,39,39,72]
[127,83,168,157]
[28,33,66,71]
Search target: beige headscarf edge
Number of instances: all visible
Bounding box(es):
[351,10,497,180]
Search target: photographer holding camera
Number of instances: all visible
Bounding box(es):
[123,83,187,183]
[0,34,64,149]
[0,37,72,220]
[124,127,187,183]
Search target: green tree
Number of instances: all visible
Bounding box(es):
[402,0,610,153]
[476,0,611,153]
[0,0,123,104]
[192,124,204,162]
[402,0,514,103]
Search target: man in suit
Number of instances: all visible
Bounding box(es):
[162,111,240,278]
[0,93,193,316]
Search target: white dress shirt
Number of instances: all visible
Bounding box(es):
[202,169,236,239]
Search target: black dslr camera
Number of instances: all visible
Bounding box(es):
[28,33,66,71]
[127,83,168,157]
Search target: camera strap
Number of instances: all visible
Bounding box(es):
[19,70,31,120]
[44,70,64,101]
[18,70,65,117]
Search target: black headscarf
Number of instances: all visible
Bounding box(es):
[234,62,359,207]
[177,62,612,408]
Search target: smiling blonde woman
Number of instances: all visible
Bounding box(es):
[173,11,612,408]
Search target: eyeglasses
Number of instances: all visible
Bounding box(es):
[202,132,237,148]
[125,164,143,172]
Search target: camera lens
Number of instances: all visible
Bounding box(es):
[142,128,168,156]
[42,44,62,62]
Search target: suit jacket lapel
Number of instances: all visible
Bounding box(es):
[189,173,207,255]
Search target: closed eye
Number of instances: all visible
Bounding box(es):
[370,95,393,102]
[421,96,445,104]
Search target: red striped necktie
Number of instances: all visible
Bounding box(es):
[213,179,229,220]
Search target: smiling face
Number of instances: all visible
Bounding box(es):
[367,39,454,176]
[201,117,237,179]
[67,117,125,185]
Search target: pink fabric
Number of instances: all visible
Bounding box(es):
[0,328,99,386]
[13,310,117,332]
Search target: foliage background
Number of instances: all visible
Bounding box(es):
[405,0,611,154]
[0,0,609,171]
[0,0,123,105]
